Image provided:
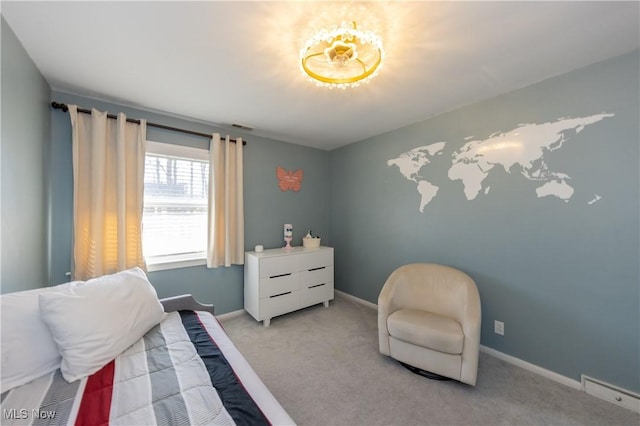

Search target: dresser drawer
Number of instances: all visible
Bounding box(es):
[299,250,333,271]
[259,273,299,298]
[301,266,333,287]
[300,282,333,308]
[259,256,299,278]
[261,290,300,319]
[245,246,334,326]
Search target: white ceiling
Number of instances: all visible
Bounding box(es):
[2,1,639,151]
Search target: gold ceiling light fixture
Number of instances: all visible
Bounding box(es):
[300,21,384,89]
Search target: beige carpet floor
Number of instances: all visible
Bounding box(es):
[220,295,639,426]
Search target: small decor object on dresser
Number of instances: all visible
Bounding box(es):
[283,224,293,249]
[302,230,321,248]
[244,246,334,327]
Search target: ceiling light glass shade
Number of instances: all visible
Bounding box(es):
[300,21,384,89]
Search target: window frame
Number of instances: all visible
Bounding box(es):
[143,141,209,272]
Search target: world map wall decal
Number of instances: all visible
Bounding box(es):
[387,113,613,212]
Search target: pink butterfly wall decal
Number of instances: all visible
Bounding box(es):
[276,167,303,192]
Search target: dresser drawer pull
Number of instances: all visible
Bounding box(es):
[308,283,326,289]
[308,266,326,272]
[270,291,292,298]
[269,273,292,279]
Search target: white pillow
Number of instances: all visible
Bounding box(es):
[0,281,79,393]
[39,267,165,383]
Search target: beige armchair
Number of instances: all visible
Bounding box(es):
[378,263,481,385]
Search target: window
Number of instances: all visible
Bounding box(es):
[143,141,209,271]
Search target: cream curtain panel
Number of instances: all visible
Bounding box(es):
[69,105,147,280]
[207,133,244,267]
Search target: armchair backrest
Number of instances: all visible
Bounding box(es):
[381,263,479,326]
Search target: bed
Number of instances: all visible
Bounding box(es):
[0,268,295,425]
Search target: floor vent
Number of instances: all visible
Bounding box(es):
[582,375,640,413]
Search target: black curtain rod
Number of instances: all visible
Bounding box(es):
[50,102,246,145]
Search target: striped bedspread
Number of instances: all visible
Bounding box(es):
[1,311,295,426]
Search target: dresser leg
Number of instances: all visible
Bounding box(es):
[323,300,329,308]
[263,318,271,327]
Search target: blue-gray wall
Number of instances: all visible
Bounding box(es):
[0,17,50,293]
[330,50,639,393]
[3,12,638,394]
[49,91,330,314]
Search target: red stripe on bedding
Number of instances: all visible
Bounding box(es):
[75,360,115,426]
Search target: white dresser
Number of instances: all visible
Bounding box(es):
[244,246,334,326]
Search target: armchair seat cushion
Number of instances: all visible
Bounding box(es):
[387,308,464,355]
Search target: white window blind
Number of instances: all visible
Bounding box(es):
[143,141,209,269]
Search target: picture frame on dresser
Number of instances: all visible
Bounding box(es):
[244,246,334,326]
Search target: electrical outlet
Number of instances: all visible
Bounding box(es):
[494,320,504,336]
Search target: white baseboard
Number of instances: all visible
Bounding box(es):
[216,308,246,321]
[335,289,378,310]
[479,345,581,390]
